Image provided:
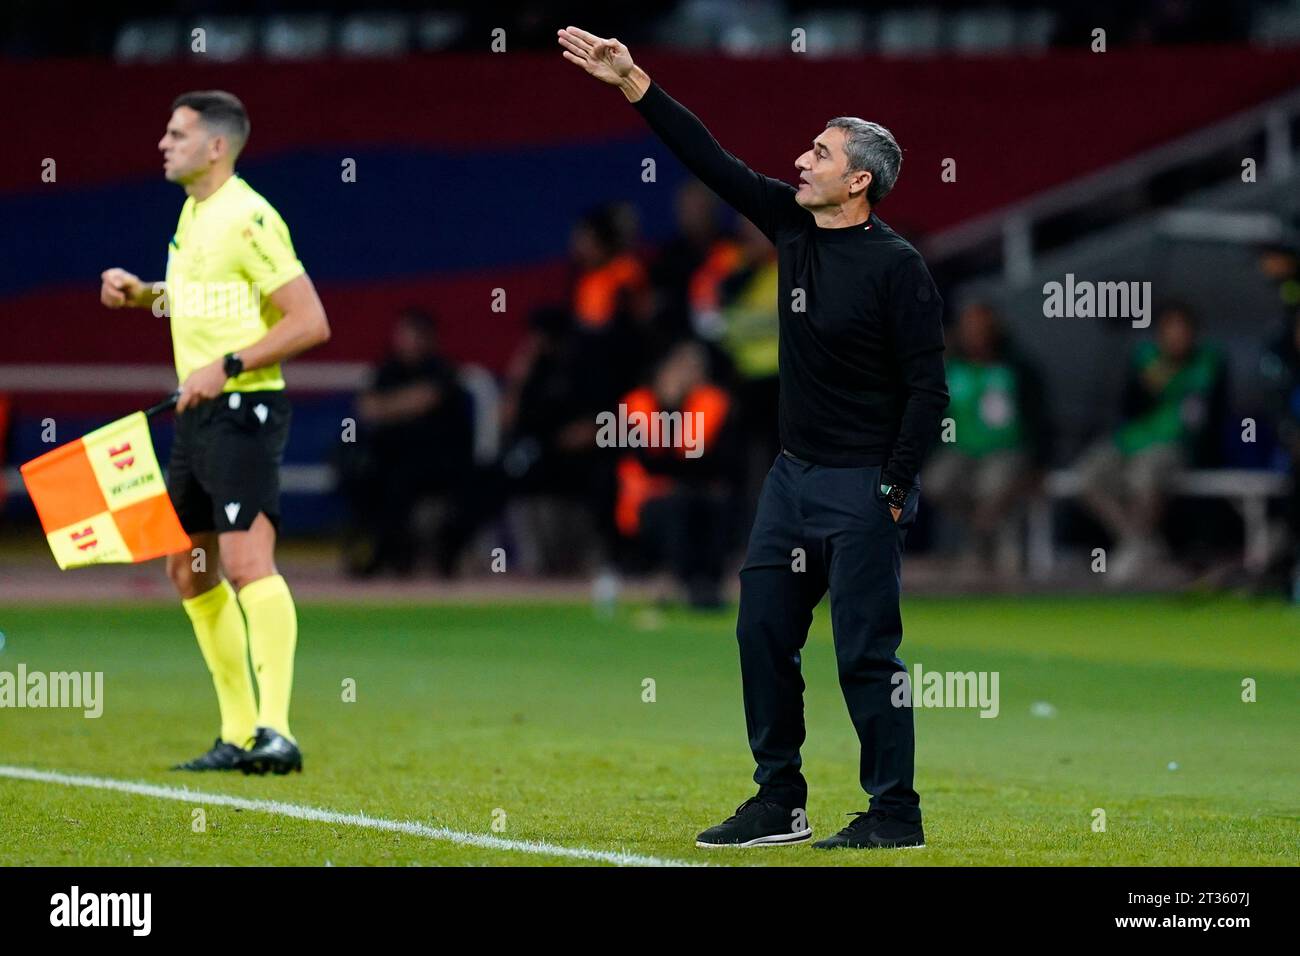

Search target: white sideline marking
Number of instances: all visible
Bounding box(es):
[0,765,704,867]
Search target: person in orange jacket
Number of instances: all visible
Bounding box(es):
[613,340,742,606]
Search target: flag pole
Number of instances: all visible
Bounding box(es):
[144,390,181,419]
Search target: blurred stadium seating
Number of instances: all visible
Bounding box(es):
[2,1,1299,594]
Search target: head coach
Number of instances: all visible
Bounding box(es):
[560,26,949,850]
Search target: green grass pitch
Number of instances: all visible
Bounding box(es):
[0,596,1295,866]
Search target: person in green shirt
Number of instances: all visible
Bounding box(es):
[925,302,1048,572]
[1077,303,1227,581]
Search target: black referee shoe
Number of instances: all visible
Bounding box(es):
[695,796,812,848]
[812,809,925,849]
[236,727,303,776]
[171,737,246,771]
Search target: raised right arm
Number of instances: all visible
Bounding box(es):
[557,26,797,242]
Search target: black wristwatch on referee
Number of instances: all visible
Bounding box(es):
[223,352,244,378]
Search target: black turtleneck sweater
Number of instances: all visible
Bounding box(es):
[632,80,949,487]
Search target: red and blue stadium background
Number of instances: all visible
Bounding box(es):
[3,47,1300,530]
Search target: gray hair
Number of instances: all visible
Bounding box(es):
[824,117,902,206]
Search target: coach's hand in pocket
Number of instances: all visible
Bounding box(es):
[177,359,228,412]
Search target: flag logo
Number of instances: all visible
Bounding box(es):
[70,525,98,552]
[109,441,135,471]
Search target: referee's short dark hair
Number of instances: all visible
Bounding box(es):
[173,90,250,157]
[825,117,902,206]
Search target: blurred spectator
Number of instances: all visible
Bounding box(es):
[437,305,618,576]
[1259,306,1300,601]
[1075,302,1228,580]
[1257,240,1300,329]
[497,305,610,505]
[924,302,1048,571]
[572,202,647,329]
[649,179,726,340]
[570,203,659,386]
[704,217,782,496]
[339,308,473,577]
[615,340,741,607]
[571,203,650,333]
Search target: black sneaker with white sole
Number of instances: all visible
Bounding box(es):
[695,796,812,848]
[235,727,303,776]
[171,737,246,771]
[812,808,925,849]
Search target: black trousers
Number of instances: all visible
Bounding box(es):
[736,450,921,822]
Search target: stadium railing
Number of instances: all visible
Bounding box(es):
[1022,468,1291,578]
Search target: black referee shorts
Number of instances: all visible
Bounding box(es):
[167,390,292,535]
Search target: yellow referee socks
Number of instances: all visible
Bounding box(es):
[238,574,298,742]
[182,580,257,748]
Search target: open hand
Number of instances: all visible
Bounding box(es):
[557,26,635,85]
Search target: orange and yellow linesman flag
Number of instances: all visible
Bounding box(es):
[20,411,190,569]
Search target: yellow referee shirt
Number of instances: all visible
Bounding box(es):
[165,174,305,392]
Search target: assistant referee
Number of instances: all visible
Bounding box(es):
[560,28,949,849]
[100,91,330,774]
